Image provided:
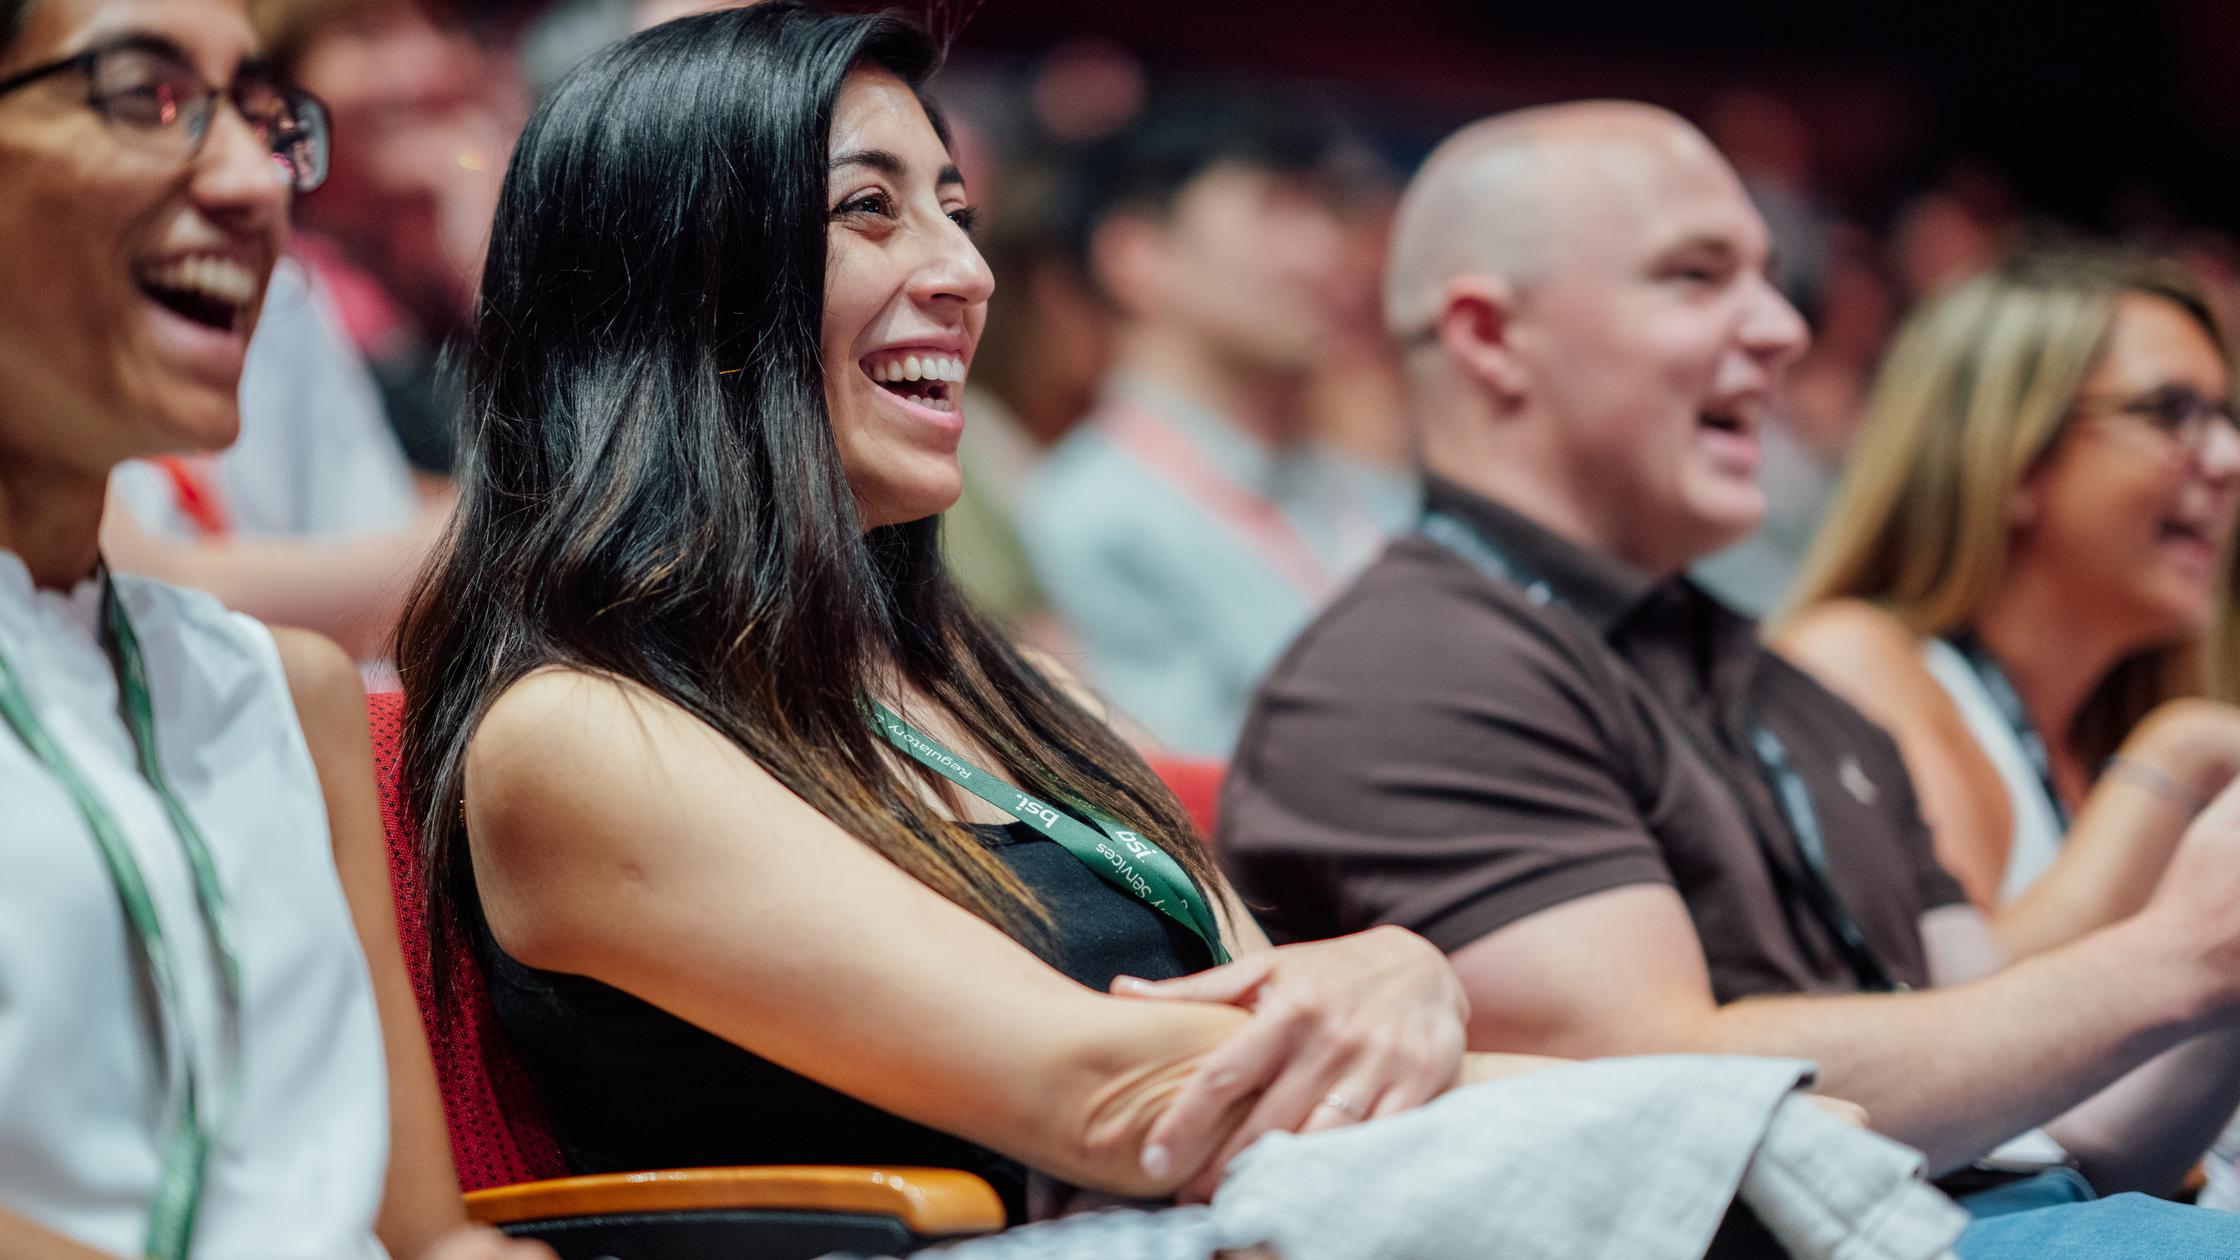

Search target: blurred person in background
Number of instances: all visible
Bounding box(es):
[0,0,544,1252]
[1021,90,1416,758]
[1297,156,1413,479]
[1888,164,2013,302]
[99,252,451,666]
[256,0,521,478]
[926,99,1103,649]
[1773,249,2240,1209]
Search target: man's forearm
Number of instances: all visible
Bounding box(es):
[1682,918,2213,1173]
[2044,1024,2240,1193]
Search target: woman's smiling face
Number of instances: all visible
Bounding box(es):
[819,66,993,531]
[0,0,290,477]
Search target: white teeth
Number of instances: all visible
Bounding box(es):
[143,255,256,309]
[864,352,966,385]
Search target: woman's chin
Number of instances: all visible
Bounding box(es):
[855,475,963,531]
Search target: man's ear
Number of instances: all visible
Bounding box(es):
[1435,273,1526,402]
[1088,211,1166,321]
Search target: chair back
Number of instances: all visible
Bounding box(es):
[365,689,568,1190]
[1146,755,1225,840]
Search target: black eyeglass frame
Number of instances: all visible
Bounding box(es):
[0,35,330,193]
[2075,385,2240,461]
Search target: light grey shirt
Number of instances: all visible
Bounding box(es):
[1020,376,1415,757]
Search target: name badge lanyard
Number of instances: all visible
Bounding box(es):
[1103,402,1348,603]
[1419,511,1904,994]
[867,700,1230,964]
[1945,631,2073,834]
[0,575,244,1260]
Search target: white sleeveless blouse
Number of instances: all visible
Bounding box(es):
[0,551,389,1258]
[1918,637,2066,904]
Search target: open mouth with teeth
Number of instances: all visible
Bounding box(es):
[862,351,965,414]
[1699,407,1750,435]
[137,256,257,334]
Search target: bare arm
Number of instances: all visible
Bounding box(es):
[1030,649,1516,1194]
[106,489,451,662]
[1775,602,2017,905]
[0,1212,117,1260]
[271,629,477,1256]
[1997,700,2240,958]
[1448,876,2231,1180]
[1778,603,2240,960]
[1921,901,2240,1193]
[467,669,1270,1197]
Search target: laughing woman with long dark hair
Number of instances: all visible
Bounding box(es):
[394,2,1547,1217]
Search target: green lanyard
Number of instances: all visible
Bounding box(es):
[0,573,242,1260]
[866,701,1230,964]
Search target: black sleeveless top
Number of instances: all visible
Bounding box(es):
[477,821,1216,1220]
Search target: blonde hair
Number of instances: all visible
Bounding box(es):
[1785,247,2240,766]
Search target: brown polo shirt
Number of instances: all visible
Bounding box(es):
[1219,477,1967,1000]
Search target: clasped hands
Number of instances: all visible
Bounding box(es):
[1110,924,1470,1202]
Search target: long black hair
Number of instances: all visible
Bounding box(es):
[397,1,1219,974]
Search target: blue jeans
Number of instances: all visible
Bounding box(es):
[1954,1172,2240,1258]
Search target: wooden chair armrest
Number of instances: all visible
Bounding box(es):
[464,1166,1006,1236]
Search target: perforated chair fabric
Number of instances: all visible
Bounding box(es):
[365,689,568,1190]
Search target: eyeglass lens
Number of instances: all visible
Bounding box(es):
[2123,388,2240,448]
[87,46,327,192]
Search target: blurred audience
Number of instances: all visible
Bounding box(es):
[257,0,522,476]
[934,110,1107,647]
[1020,89,1416,757]
[1222,102,2240,1246]
[103,257,447,666]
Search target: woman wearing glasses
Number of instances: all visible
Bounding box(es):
[0,0,536,1256]
[1777,249,2240,959]
[1774,249,2240,1202]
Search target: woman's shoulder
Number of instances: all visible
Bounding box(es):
[1771,599,1939,712]
[466,666,782,859]
[470,666,685,798]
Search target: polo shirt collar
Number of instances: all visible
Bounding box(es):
[1420,476,1663,636]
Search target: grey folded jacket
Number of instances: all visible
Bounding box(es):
[834,1054,1968,1260]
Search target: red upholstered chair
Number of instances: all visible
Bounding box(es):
[363,690,1004,1258]
[1145,755,1226,840]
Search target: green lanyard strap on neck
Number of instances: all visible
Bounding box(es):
[866,700,1230,964]
[0,572,243,1260]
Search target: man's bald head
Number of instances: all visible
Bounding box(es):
[1380,99,1808,577]
[1383,101,1730,340]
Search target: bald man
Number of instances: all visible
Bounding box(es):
[1219,103,2240,1219]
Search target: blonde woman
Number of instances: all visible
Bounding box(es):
[1777,248,2240,965]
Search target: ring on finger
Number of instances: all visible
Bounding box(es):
[1317,1091,1368,1120]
